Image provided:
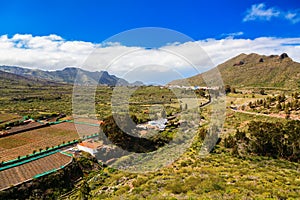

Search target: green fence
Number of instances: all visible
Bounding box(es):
[2,132,99,167]
[0,150,60,171]
[2,140,78,166]
[73,121,100,127]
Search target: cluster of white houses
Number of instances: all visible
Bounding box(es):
[167,85,219,90]
[136,118,168,131]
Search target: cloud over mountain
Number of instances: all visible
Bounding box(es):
[0,34,300,84]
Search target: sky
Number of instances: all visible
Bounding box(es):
[0,0,300,84]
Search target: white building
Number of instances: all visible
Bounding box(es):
[77,140,103,156]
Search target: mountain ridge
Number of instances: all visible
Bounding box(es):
[0,70,65,87]
[168,53,300,89]
[0,66,142,86]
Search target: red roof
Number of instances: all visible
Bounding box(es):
[78,141,102,149]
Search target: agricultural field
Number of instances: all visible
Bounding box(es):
[0,113,22,124]
[0,84,73,116]
[1,80,300,199]
[0,85,206,163]
[0,152,72,191]
[0,122,79,162]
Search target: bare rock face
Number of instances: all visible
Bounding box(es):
[233,60,245,66]
[280,53,289,59]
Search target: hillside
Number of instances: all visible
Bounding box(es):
[169,53,300,89]
[0,70,62,87]
[0,66,132,86]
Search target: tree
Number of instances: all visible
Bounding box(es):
[248,101,254,108]
[259,99,263,105]
[248,121,283,157]
[260,89,266,95]
[232,87,236,93]
[196,89,206,97]
[241,105,245,110]
[276,103,282,111]
[281,103,285,110]
[228,120,300,161]
[101,115,170,153]
[293,92,299,99]
[225,85,231,94]
[277,94,286,103]
[263,100,267,108]
[286,102,291,109]
[79,180,91,200]
[130,114,139,124]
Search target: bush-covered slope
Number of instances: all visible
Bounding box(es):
[169,53,300,89]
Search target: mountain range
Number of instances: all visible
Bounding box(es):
[2,53,300,89]
[169,53,300,89]
[0,69,64,87]
[0,66,143,86]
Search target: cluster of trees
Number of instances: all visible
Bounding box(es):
[224,120,300,162]
[11,95,63,102]
[0,116,34,130]
[28,112,60,120]
[194,88,207,97]
[101,115,171,153]
[247,93,300,114]
[0,113,62,131]
[225,85,268,95]
[225,85,236,94]
[0,120,24,131]
[248,99,270,109]
[275,93,300,112]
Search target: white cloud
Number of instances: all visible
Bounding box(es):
[0,34,300,84]
[243,3,300,24]
[243,3,280,22]
[0,34,96,69]
[221,32,244,39]
[199,37,300,65]
[285,11,300,24]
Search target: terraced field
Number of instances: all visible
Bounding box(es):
[0,122,79,162]
[0,152,72,191]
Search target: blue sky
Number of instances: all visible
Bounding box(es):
[0,0,299,42]
[0,0,300,84]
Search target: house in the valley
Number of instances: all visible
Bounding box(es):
[77,140,103,156]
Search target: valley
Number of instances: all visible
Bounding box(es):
[0,53,299,199]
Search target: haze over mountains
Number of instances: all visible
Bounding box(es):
[169,53,300,89]
[0,66,143,86]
